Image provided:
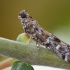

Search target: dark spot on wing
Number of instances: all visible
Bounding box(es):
[35,28,38,31]
[62,54,65,59]
[53,37,61,42]
[45,43,51,47]
[29,16,32,18]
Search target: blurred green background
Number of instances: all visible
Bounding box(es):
[0,0,70,43]
[0,0,70,62]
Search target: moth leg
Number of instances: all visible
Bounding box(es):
[36,41,40,50]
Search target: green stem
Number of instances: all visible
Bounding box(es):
[0,37,70,69]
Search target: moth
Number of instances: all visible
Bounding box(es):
[18,10,70,63]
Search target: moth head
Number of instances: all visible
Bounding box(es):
[18,10,29,19]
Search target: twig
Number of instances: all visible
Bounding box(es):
[0,58,15,69]
[0,37,70,69]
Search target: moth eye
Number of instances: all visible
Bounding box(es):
[19,10,27,18]
[20,13,27,18]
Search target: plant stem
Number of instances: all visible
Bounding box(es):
[0,58,15,69]
[0,37,70,69]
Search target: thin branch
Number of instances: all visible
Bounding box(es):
[0,37,70,69]
[0,58,15,69]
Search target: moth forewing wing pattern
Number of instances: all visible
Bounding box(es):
[18,10,70,63]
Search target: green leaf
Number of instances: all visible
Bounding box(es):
[11,61,21,70]
[11,61,34,70]
[16,33,30,43]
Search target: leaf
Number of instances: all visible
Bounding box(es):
[11,61,21,70]
[11,61,34,70]
[16,33,30,43]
